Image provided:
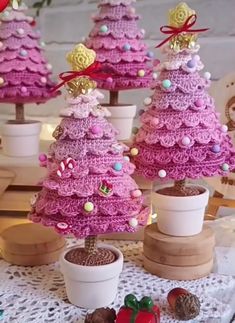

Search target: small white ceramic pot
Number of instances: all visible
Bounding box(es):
[1,121,41,157]
[152,185,209,237]
[105,104,136,141]
[60,244,123,309]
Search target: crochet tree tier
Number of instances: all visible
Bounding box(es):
[85,0,153,105]
[29,44,149,264]
[0,5,59,121]
[132,3,235,187]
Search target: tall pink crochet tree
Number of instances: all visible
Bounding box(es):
[0,4,59,121]
[132,5,235,191]
[29,44,148,263]
[85,0,154,105]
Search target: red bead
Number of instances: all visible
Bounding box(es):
[30,20,36,27]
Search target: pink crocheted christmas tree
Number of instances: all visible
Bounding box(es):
[0,4,59,121]
[132,5,235,184]
[85,0,154,105]
[29,44,148,256]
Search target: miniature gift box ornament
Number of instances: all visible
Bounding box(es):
[116,294,160,323]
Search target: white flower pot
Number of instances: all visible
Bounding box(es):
[1,121,41,157]
[105,104,136,141]
[60,244,123,309]
[152,185,210,237]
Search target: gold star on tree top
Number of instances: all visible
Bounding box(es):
[66,43,96,72]
[168,2,195,28]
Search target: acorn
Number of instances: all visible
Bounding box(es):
[167,288,200,321]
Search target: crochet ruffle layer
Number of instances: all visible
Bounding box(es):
[135,126,225,147]
[43,173,137,197]
[134,139,234,166]
[134,154,235,181]
[89,19,144,39]
[153,70,210,94]
[0,36,41,51]
[56,116,117,140]
[96,76,152,90]
[99,0,136,6]
[86,36,146,51]
[140,109,218,131]
[49,138,124,159]
[0,22,40,40]
[47,155,134,177]
[96,49,149,63]
[157,53,204,73]
[151,90,214,111]
[31,188,144,217]
[93,3,139,21]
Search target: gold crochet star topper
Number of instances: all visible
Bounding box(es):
[66,44,97,97]
[67,43,96,72]
[168,2,197,51]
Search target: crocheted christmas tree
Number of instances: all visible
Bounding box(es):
[132,3,235,186]
[29,44,148,262]
[0,4,59,121]
[85,0,154,105]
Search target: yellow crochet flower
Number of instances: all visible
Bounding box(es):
[66,44,96,71]
[168,2,195,28]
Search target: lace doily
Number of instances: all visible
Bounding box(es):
[0,239,234,323]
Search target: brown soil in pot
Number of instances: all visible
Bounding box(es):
[157,186,205,197]
[65,247,116,266]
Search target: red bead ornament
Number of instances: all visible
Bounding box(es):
[116,294,160,323]
[30,20,36,27]
[0,0,10,12]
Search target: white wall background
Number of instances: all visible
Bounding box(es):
[0,0,235,119]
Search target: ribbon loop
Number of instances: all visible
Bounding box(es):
[51,61,109,92]
[156,14,209,48]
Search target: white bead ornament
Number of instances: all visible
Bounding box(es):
[41,77,47,84]
[129,218,138,228]
[131,190,142,198]
[204,72,211,80]
[144,97,152,106]
[46,63,52,70]
[221,125,228,133]
[182,136,191,146]
[0,77,4,86]
[153,72,158,80]
[17,28,25,35]
[158,169,166,178]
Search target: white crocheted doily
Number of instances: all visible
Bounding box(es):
[0,239,235,323]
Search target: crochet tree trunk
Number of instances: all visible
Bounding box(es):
[132,10,235,187]
[0,4,59,120]
[85,0,154,105]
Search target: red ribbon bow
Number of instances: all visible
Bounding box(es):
[51,61,109,92]
[156,14,209,48]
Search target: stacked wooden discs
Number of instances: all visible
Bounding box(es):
[143,223,215,280]
[0,223,65,266]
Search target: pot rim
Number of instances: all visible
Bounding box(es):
[102,103,136,107]
[153,184,209,200]
[60,243,123,270]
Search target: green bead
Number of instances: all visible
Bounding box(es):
[124,294,138,309]
[139,296,154,310]
[162,79,171,89]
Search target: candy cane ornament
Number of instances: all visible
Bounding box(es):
[57,158,77,177]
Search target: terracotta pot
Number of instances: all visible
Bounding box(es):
[152,185,209,236]
[60,244,123,309]
[1,120,41,157]
[104,104,136,141]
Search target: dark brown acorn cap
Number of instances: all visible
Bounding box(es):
[85,308,116,323]
[175,293,201,320]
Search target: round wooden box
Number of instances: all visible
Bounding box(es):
[0,223,66,266]
[143,223,215,280]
